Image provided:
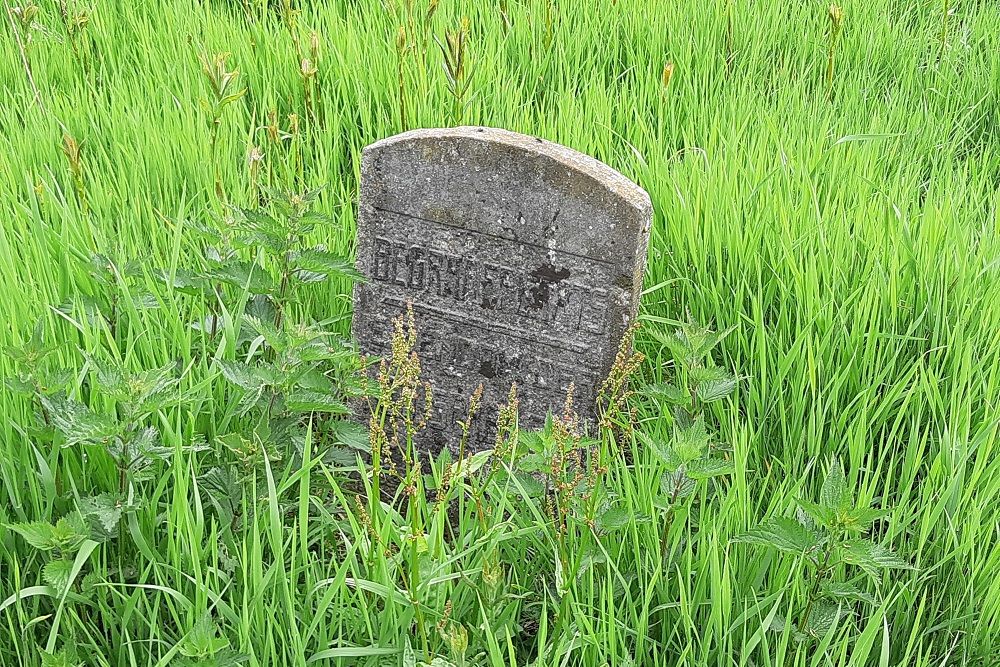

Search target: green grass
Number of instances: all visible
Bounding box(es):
[3,0,1000,665]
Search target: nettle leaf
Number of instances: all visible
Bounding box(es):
[696,375,737,403]
[209,261,275,294]
[804,599,841,638]
[660,469,696,502]
[733,517,823,555]
[296,369,333,393]
[86,354,128,397]
[40,395,118,447]
[688,365,729,386]
[424,658,458,667]
[494,469,545,498]
[324,446,357,467]
[151,267,207,295]
[43,559,74,592]
[237,209,286,251]
[217,360,267,391]
[686,457,735,480]
[235,387,265,416]
[329,419,368,451]
[292,248,363,281]
[78,494,123,541]
[243,315,284,351]
[51,516,88,553]
[643,383,688,404]
[841,506,890,534]
[133,426,171,460]
[657,330,696,366]
[795,505,815,530]
[841,540,912,577]
[822,581,877,605]
[284,390,350,414]
[516,452,547,474]
[40,643,82,667]
[671,404,695,431]
[597,505,631,532]
[179,614,231,658]
[577,543,608,576]
[821,459,852,511]
[7,521,58,550]
[671,417,710,464]
[6,375,35,394]
[132,292,160,310]
[798,499,837,529]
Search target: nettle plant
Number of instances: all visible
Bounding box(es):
[196,189,366,459]
[41,357,184,496]
[6,322,174,536]
[643,317,738,557]
[736,460,913,640]
[6,514,91,598]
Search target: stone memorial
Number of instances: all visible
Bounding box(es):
[352,127,652,451]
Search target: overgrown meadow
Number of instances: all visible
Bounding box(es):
[2,0,1000,665]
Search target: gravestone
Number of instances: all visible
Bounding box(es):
[352,127,652,451]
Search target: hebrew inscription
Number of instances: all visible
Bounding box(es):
[353,127,652,451]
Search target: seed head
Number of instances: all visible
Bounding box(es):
[661,61,675,89]
[828,4,844,31]
[396,26,407,54]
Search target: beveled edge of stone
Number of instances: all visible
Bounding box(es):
[362,126,653,220]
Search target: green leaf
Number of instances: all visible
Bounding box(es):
[733,517,823,555]
[7,522,58,550]
[293,248,363,281]
[671,416,710,464]
[643,383,688,404]
[41,395,118,447]
[237,209,285,251]
[799,499,837,530]
[597,505,631,532]
[40,642,82,667]
[576,542,608,576]
[659,469,695,502]
[51,516,88,553]
[451,450,493,479]
[329,420,368,451]
[841,506,890,534]
[285,390,350,414]
[78,495,123,541]
[516,452,547,474]
[217,360,266,391]
[151,267,207,295]
[821,581,877,605]
[494,469,545,498]
[686,457,735,480]
[696,376,737,402]
[688,365,729,385]
[42,560,74,593]
[243,315,285,351]
[821,459,852,511]
[179,614,230,658]
[424,659,457,667]
[209,261,275,294]
[841,540,912,577]
[804,599,840,638]
[235,387,265,416]
[403,638,416,667]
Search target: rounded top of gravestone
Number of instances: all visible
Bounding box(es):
[363,126,652,220]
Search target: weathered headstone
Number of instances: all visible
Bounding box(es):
[352,127,652,451]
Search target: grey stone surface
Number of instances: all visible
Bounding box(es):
[352,126,652,451]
